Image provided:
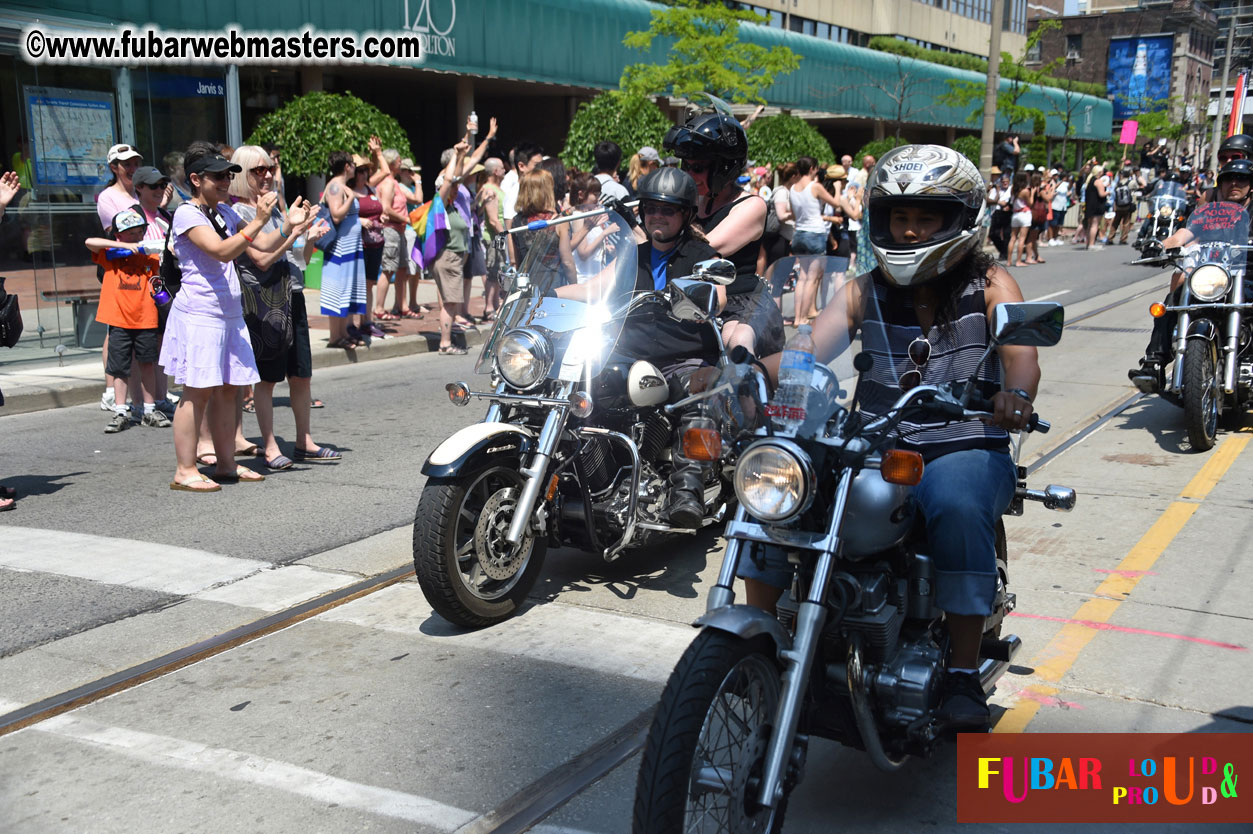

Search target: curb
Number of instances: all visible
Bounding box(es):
[0,328,485,417]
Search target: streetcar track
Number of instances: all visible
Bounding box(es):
[0,277,1171,826]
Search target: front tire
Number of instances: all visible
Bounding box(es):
[413,465,547,628]
[633,632,787,834]
[1183,340,1220,451]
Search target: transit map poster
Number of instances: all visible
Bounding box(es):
[24,86,116,188]
[1107,35,1174,120]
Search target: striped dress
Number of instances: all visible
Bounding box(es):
[319,197,367,317]
[854,273,1010,461]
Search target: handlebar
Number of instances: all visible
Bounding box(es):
[962,395,1049,433]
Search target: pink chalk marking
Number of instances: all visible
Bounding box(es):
[1008,611,1248,651]
[1010,686,1084,710]
[1093,568,1159,577]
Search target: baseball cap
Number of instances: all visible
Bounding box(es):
[753,165,769,177]
[663,155,680,167]
[107,143,142,164]
[185,153,241,176]
[111,207,146,234]
[400,158,421,172]
[1023,163,1036,171]
[638,146,660,163]
[132,166,168,188]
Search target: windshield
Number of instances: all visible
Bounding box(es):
[1153,180,1187,205]
[718,258,891,442]
[475,209,639,381]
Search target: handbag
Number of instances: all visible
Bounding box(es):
[0,276,23,348]
[312,203,340,252]
[1031,196,1049,225]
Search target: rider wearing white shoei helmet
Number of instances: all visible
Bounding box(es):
[866,144,988,287]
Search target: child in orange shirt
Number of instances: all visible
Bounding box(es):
[85,208,169,433]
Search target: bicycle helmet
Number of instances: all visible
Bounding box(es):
[1219,133,1253,158]
[636,167,698,210]
[662,112,749,197]
[866,144,988,287]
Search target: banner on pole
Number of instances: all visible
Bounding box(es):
[1119,120,1139,145]
[1227,72,1247,137]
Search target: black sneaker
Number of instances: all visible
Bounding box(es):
[936,670,990,730]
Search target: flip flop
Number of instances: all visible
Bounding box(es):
[196,453,218,467]
[375,310,401,321]
[398,310,422,319]
[0,486,16,499]
[293,446,342,462]
[310,399,325,409]
[170,475,221,493]
[235,444,261,457]
[439,345,468,355]
[242,397,255,413]
[215,466,265,483]
[265,454,294,471]
[0,496,14,511]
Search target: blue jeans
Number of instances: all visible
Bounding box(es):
[791,230,827,255]
[737,448,1016,617]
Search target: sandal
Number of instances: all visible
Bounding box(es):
[215,465,265,483]
[327,338,358,349]
[375,310,400,321]
[235,444,261,457]
[170,475,221,493]
[310,399,325,409]
[242,397,255,413]
[293,446,342,462]
[196,453,218,467]
[398,309,423,319]
[439,344,468,355]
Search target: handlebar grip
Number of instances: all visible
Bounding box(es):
[966,394,1047,432]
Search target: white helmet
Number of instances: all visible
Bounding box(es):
[867,145,988,287]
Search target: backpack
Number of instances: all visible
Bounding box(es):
[1031,196,1049,225]
[161,203,230,299]
[764,186,782,235]
[1114,179,1134,208]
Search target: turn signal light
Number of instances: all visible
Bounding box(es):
[570,391,593,418]
[546,474,560,501]
[682,427,723,462]
[446,382,470,407]
[1149,302,1166,318]
[880,449,924,486]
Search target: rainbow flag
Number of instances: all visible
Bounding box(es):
[409,195,449,270]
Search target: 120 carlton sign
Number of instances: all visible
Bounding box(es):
[404,0,455,56]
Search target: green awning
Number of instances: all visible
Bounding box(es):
[7,0,1112,139]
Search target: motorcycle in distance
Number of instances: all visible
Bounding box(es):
[1131,200,1253,451]
[632,262,1076,833]
[1133,179,1188,261]
[413,206,745,628]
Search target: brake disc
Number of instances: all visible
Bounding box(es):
[474,487,532,581]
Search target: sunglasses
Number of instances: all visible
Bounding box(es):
[203,171,234,183]
[682,160,712,175]
[1219,153,1247,164]
[898,336,931,392]
[250,165,277,177]
[642,203,680,217]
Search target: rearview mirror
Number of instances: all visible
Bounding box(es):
[691,258,736,285]
[669,279,718,322]
[991,302,1064,347]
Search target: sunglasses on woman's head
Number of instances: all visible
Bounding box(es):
[898,336,931,393]
[250,165,276,177]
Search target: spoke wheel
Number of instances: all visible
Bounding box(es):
[634,633,787,834]
[413,465,547,628]
[1183,340,1220,452]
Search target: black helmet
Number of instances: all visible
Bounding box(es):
[1219,133,1253,157]
[637,167,698,210]
[662,112,749,196]
[1218,158,1253,182]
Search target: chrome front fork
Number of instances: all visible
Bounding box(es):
[1224,279,1244,394]
[504,389,571,546]
[1172,287,1192,391]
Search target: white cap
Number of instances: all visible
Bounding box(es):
[107,143,142,164]
[1022,163,1036,171]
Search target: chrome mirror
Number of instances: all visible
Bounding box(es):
[669,279,718,322]
[691,258,736,286]
[991,302,1064,347]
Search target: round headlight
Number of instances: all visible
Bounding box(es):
[1189,264,1230,302]
[1159,205,1174,218]
[495,328,552,390]
[734,440,812,522]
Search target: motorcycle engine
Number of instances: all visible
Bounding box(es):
[871,638,944,729]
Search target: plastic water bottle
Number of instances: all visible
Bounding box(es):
[468,111,479,136]
[773,324,815,433]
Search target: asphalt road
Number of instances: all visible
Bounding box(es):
[2,243,1251,833]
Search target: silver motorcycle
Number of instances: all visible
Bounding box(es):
[632,276,1076,833]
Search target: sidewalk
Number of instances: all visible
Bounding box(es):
[0,281,490,416]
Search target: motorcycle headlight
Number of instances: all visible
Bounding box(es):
[1189,265,1230,302]
[1159,205,1174,218]
[734,440,813,522]
[495,328,553,390]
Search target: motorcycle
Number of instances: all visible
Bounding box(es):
[1133,180,1188,260]
[1133,200,1253,450]
[632,278,1076,833]
[413,207,744,628]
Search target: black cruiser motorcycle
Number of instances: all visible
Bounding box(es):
[414,209,743,628]
[632,269,1075,833]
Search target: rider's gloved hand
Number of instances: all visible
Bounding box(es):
[599,195,638,230]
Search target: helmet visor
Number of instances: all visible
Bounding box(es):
[867,197,969,251]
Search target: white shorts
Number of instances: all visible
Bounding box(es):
[1011,211,1031,229]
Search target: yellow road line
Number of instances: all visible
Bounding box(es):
[995,434,1248,734]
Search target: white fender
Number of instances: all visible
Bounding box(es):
[628,361,669,407]
[426,422,536,466]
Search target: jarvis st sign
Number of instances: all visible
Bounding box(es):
[404,0,456,57]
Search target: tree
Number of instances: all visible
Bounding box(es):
[560,91,673,172]
[745,114,834,166]
[851,53,943,140]
[952,135,981,166]
[620,0,800,104]
[247,92,410,178]
[942,21,1061,136]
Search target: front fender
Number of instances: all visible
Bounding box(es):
[693,604,793,657]
[1186,318,1218,342]
[422,422,536,479]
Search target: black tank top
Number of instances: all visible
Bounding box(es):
[700,194,764,296]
